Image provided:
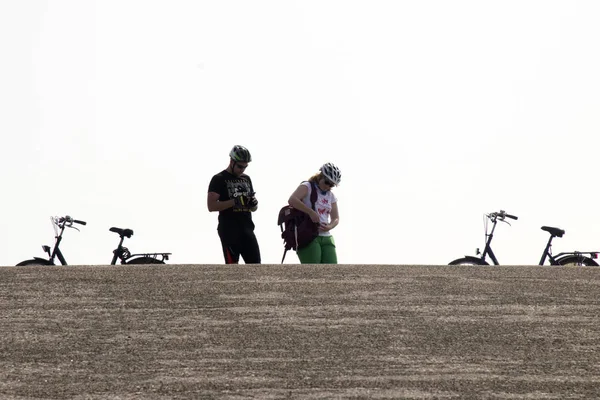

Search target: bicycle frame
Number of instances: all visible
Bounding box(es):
[539,231,559,266]
[48,228,68,265]
[477,217,501,265]
[482,220,564,266]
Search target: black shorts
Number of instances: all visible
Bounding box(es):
[218,228,261,264]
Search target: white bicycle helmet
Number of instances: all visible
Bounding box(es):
[320,162,342,185]
[229,145,252,163]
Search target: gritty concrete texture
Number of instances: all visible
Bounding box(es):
[1,264,600,399]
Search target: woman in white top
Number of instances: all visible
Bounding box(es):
[287,163,341,263]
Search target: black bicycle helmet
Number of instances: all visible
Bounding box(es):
[229,145,252,162]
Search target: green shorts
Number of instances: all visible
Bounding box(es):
[296,235,337,264]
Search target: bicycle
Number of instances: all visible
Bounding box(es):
[16,215,171,266]
[448,210,599,266]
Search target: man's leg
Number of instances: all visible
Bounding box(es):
[240,231,261,264]
[296,237,322,264]
[222,244,240,264]
[218,231,240,264]
[320,236,338,264]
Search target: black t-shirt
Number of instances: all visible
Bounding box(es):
[208,169,255,232]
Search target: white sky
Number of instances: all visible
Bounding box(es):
[2,1,600,266]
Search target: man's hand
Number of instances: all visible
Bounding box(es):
[246,191,258,211]
[232,194,248,210]
[248,196,258,209]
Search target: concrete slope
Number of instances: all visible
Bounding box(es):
[1,264,600,399]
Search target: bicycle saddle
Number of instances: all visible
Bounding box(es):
[109,227,134,238]
[541,226,565,237]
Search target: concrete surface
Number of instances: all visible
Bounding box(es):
[1,264,600,399]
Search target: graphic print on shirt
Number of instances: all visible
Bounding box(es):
[226,179,253,212]
[317,197,332,220]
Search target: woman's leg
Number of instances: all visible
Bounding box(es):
[296,237,322,264]
[320,236,337,264]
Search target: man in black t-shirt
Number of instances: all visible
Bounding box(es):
[207,145,261,264]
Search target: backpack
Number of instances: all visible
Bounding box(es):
[277,181,319,263]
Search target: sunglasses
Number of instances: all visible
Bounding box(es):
[236,163,248,170]
[324,178,335,187]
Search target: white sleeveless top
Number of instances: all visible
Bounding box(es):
[301,181,337,237]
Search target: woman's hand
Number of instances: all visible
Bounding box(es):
[309,209,320,223]
[319,223,332,232]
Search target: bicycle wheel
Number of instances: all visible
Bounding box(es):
[125,256,165,265]
[449,257,489,266]
[16,259,52,266]
[556,255,599,267]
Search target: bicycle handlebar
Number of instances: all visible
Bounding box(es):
[489,210,518,221]
[56,216,87,227]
